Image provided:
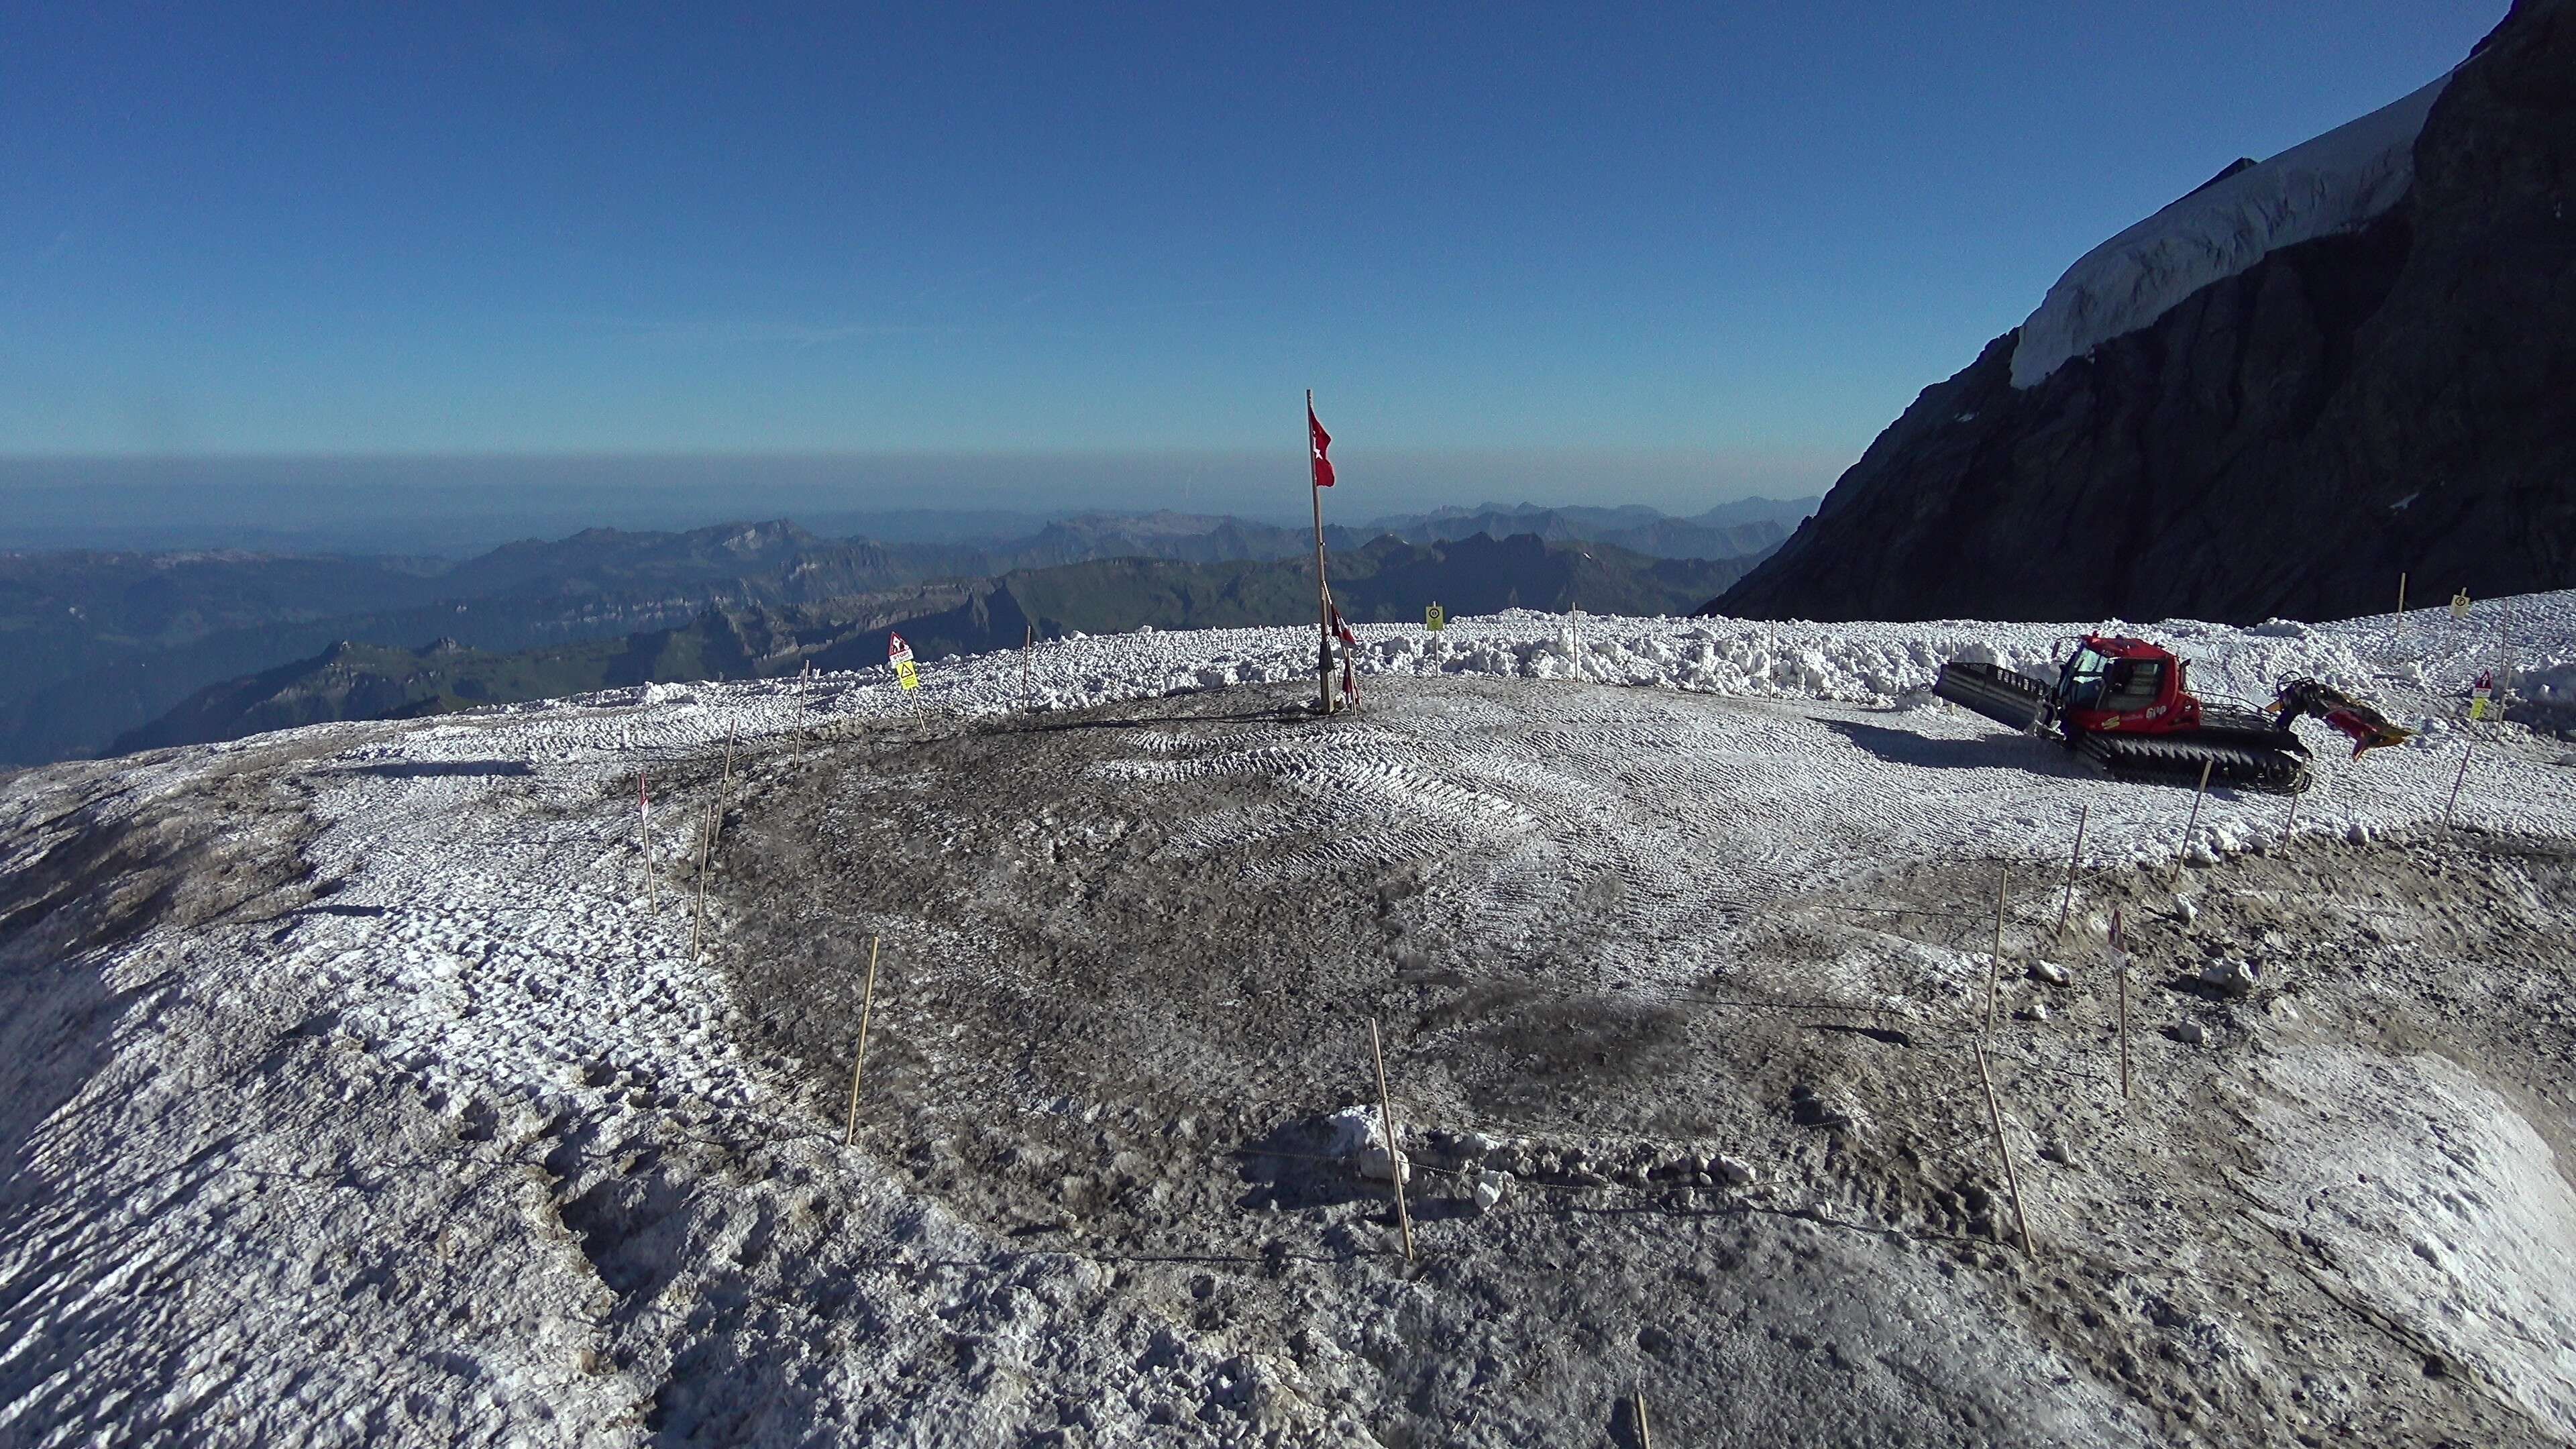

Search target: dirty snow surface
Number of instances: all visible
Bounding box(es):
[5,596,2575,1447]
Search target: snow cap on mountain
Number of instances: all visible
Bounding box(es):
[2010,72,2453,389]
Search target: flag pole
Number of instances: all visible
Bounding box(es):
[1309,388,1334,716]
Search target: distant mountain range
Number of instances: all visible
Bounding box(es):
[114,532,1772,753]
[1353,500,1805,561]
[0,497,1812,764]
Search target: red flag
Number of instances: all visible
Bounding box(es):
[1308,404,1335,488]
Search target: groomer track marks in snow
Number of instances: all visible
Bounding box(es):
[6,598,2575,1446]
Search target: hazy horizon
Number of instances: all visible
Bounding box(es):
[0,451,1835,555]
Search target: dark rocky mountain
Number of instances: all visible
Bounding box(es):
[1713,0,2573,625]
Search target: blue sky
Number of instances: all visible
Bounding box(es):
[0,3,2505,513]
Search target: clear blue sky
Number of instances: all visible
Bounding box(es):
[0,2,2505,513]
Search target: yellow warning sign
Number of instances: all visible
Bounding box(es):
[1426,603,1446,633]
[896,660,920,690]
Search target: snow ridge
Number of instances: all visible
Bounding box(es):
[2010,73,2451,390]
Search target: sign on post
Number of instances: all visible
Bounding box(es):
[1425,602,1446,633]
[889,631,920,690]
[2468,670,2493,722]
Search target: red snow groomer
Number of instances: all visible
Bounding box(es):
[1933,634,2409,796]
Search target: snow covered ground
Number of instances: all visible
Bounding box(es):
[3,594,2572,1446]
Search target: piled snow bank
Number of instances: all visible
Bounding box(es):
[2010,74,2451,389]
[450,589,2576,769]
[313,590,2576,877]
[2253,1047,2576,1437]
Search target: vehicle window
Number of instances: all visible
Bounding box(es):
[2062,649,2109,708]
[2104,659,2163,712]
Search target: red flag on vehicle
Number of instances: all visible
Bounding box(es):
[1309,404,1335,488]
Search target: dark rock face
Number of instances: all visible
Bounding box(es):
[1715,0,2574,625]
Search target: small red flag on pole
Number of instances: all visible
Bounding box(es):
[1307,391,1337,714]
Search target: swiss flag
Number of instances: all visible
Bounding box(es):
[1309,404,1335,488]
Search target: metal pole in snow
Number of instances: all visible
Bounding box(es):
[2280,786,2301,847]
[2443,743,2475,832]
[843,936,882,1147]
[1974,1043,2037,1257]
[1982,864,2009,1036]
[1367,1018,1415,1262]
[2167,759,2215,888]
[2111,908,2131,1102]
[690,801,714,960]
[715,727,736,845]
[2496,608,2513,727]
[640,772,656,913]
[2054,804,2089,943]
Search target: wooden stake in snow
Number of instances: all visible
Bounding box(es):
[1974,1042,2037,1256]
[2167,757,2215,888]
[843,935,882,1148]
[1366,1018,1415,1262]
[2280,786,2302,847]
[2496,613,2514,726]
[639,771,657,913]
[1982,864,2009,1036]
[2110,907,2131,1102]
[689,801,715,960]
[714,727,736,845]
[2443,741,2476,832]
[1023,623,1035,710]
[2396,572,2408,640]
[2054,804,2090,942]
[1631,1387,1653,1449]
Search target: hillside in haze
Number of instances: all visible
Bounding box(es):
[1715,0,2572,625]
[115,533,1766,751]
[3,502,1792,765]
